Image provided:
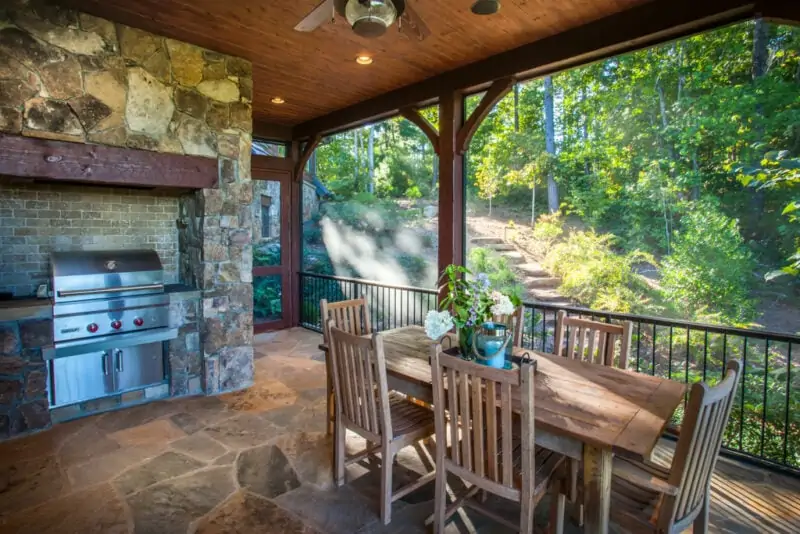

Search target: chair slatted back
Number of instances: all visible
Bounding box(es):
[661,360,742,531]
[320,297,372,345]
[328,323,391,442]
[495,307,524,348]
[553,310,633,369]
[430,346,535,501]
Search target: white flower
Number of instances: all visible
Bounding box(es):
[425,310,454,340]
[491,294,515,317]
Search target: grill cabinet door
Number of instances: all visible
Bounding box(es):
[113,342,165,392]
[49,351,116,407]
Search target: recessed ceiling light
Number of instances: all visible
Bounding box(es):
[356,55,373,65]
[271,97,285,104]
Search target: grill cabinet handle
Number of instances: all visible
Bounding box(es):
[115,349,124,372]
[102,352,110,375]
[57,284,164,298]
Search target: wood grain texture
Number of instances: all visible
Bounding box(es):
[62,0,683,128]
[378,326,686,461]
[294,0,756,136]
[0,133,217,189]
[456,77,514,154]
[399,107,439,154]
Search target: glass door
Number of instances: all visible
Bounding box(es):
[252,167,292,332]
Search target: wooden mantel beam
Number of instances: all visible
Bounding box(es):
[294,0,755,139]
[456,77,514,155]
[400,107,440,155]
[0,133,218,189]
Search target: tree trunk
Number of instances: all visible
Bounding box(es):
[514,83,520,133]
[531,184,536,227]
[544,76,558,213]
[432,155,439,191]
[580,86,590,175]
[367,125,374,194]
[309,150,317,179]
[353,129,360,191]
[750,18,769,218]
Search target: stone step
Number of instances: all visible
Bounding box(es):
[470,236,505,246]
[487,243,516,252]
[529,289,568,303]
[500,251,525,265]
[517,263,549,277]
[524,277,561,290]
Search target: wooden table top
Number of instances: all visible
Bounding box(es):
[379,326,686,461]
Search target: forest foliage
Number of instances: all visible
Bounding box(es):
[307,20,799,328]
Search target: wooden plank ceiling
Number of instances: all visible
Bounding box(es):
[63,0,649,128]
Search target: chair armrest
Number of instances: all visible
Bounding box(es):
[613,458,679,496]
[318,343,328,352]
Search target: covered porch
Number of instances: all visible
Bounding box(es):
[0,328,798,534]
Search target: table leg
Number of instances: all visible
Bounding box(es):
[583,444,612,534]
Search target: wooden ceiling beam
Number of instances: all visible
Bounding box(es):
[294,0,756,139]
[456,77,514,155]
[0,134,217,189]
[294,135,321,180]
[759,0,800,26]
[400,107,440,155]
[253,121,293,142]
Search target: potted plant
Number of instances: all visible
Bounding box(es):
[424,264,521,367]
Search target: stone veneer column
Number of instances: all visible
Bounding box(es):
[0,1,255,396]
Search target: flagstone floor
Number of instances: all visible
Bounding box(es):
[0,327,798,534]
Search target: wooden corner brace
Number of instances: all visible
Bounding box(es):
[400,107,440,155]
[456,77,515,155]
[294,135,321,180]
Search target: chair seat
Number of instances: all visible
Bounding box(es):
[388,391,435,436]
[503,438,566,497]
[608,458,669,533]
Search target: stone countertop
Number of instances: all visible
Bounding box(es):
[0,298,53,322]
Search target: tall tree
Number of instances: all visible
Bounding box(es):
[544,76,559,212]
[367,125,375,193]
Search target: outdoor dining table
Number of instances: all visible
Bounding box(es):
[375,325,687,534]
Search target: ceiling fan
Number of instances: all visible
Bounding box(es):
[294,0,431,40]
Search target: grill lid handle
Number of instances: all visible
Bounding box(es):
[56,283,164,298]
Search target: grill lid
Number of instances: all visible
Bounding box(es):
[51,249,162,277]
[51,249,164,303]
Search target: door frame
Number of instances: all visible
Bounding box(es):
[252,156,294,332]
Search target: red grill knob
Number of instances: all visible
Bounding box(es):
[133,317,144,327]
[111,320,122,330]
[87,323,98,333]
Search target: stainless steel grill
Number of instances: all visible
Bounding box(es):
[48,249,177,407]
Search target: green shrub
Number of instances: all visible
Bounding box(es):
[531,213,565,244]
[467,247,524,301]
[543,230,656,313]
[662,204,757,324]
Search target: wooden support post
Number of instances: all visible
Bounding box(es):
[456,77,514,155]
[400,107,440,154]
[289,140,303,327]
[438,91,465,281]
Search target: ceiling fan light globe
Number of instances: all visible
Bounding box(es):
[471,0,500,15]
[345,0,397,38]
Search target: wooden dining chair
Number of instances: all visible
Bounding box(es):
[496,306,525,347]
[328,324,436,525]
[430,345,567,534]
[553,310,633,369]
[320,297,372,435]
[607,359,743,534]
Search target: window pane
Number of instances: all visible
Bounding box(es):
[301,116,439,289]
[252,140,286,157]
[254,275,282,322]
[253,180,281,266]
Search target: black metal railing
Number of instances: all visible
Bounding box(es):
[299,272,438,333]
[298,272,800,475]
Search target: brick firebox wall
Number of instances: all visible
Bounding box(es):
[0,179,180,297]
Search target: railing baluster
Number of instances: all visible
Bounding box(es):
[636,322,642,373]
[652,324,657,376]
[761,339,769,458]
[668,326,673,380]
[784,343,792,465]
[740,337,748,451]
[702,330,708,383]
